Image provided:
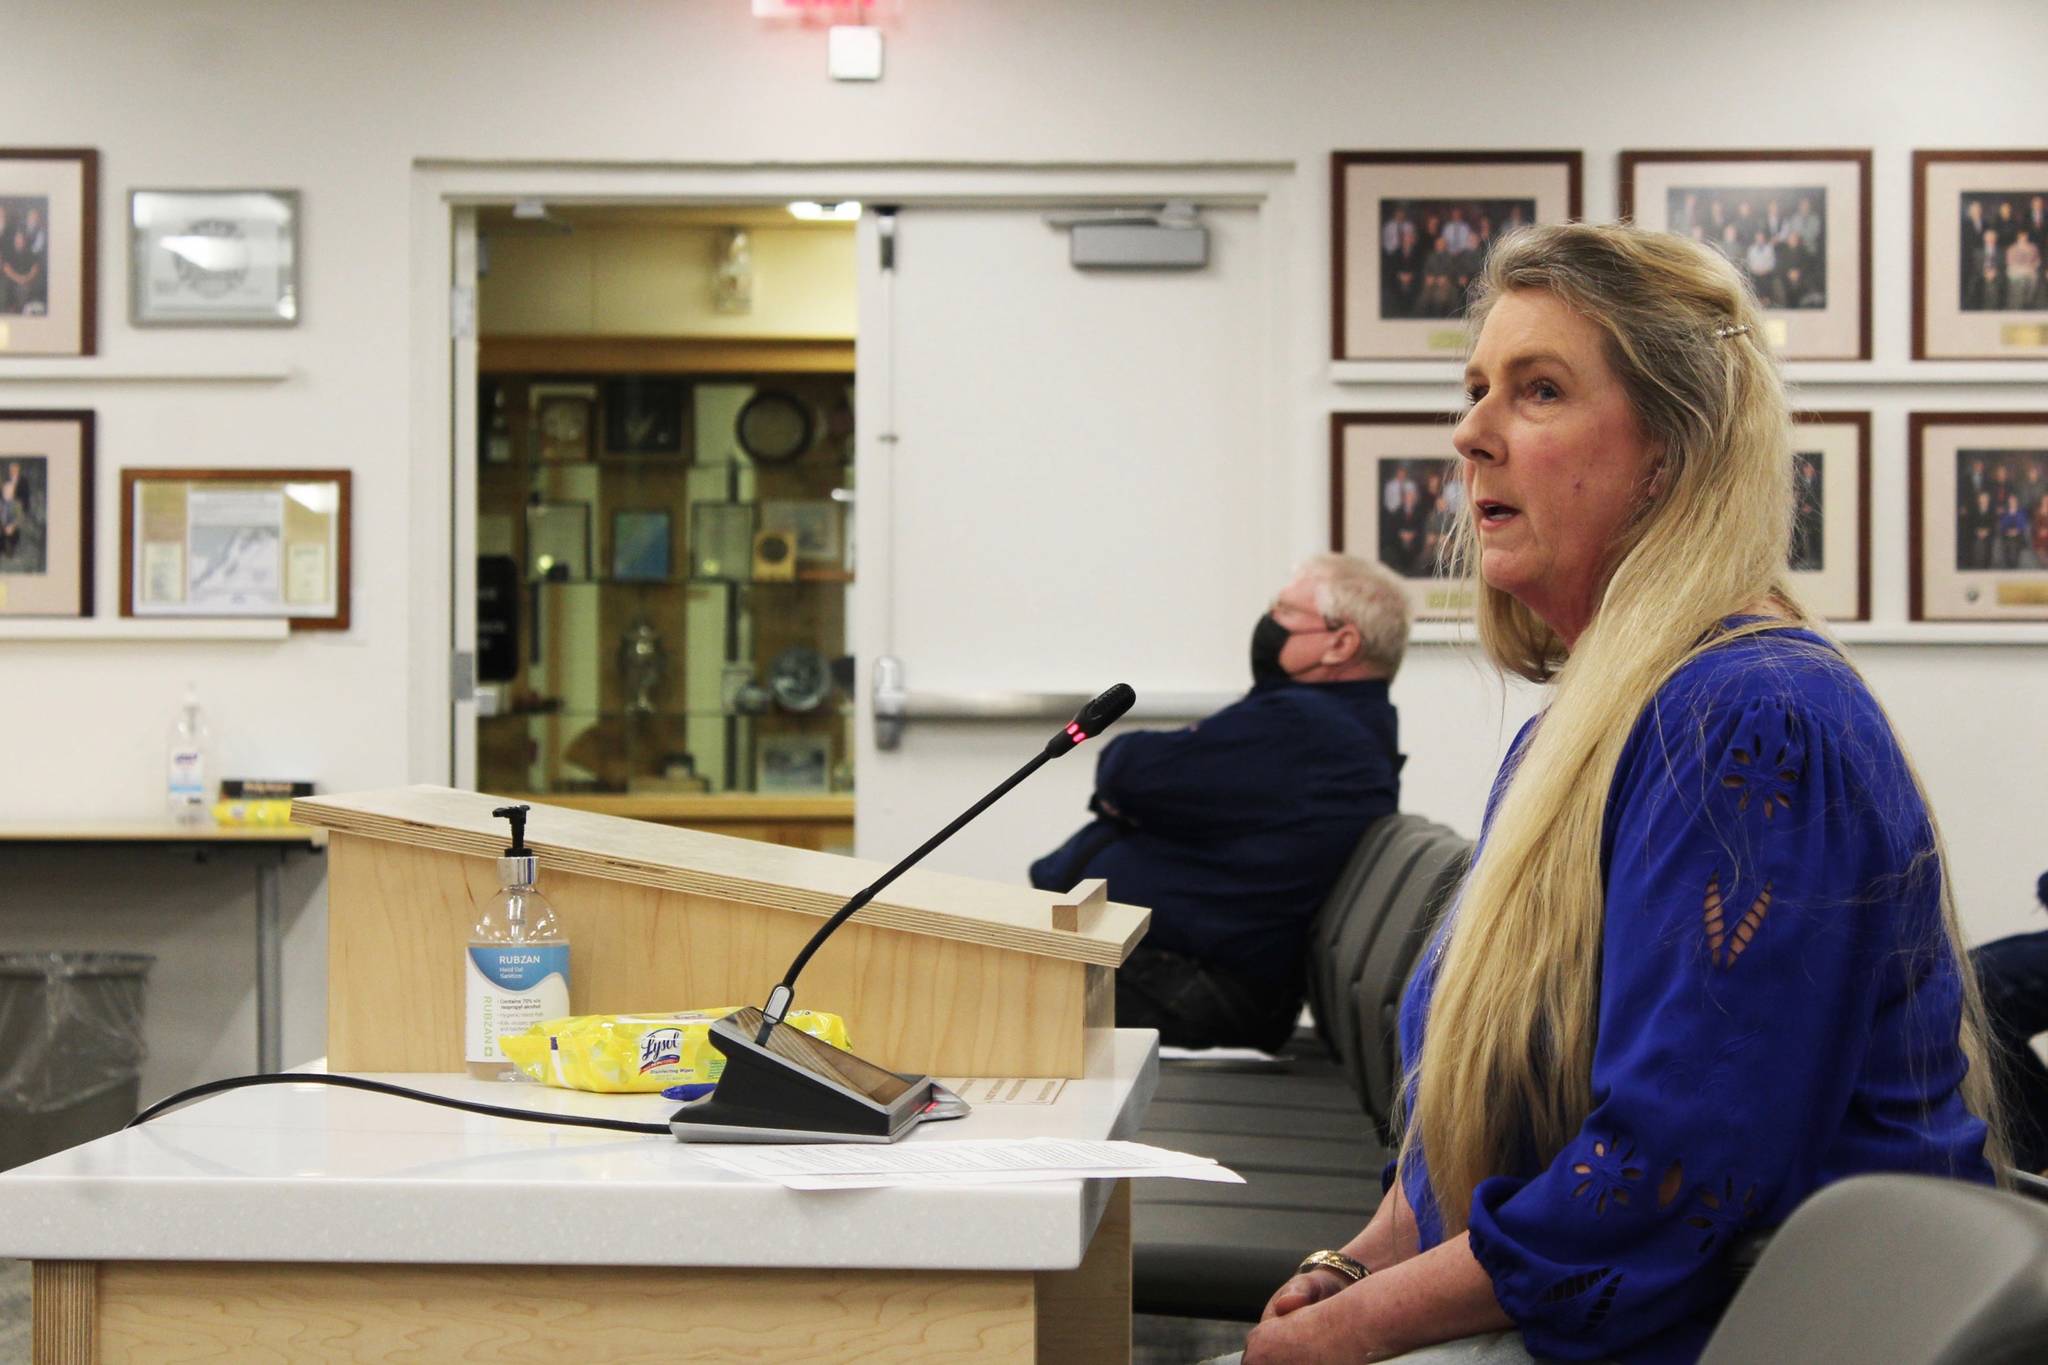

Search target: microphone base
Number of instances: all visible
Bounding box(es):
[668,1007,970,1144]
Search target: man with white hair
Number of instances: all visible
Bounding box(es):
[1030,554,1409,1050]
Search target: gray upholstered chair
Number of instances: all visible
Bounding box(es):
[1348,827,1467,1143]
[1701,1173,2048,1365]
[1132,813,1471,1321]
[1303,815,1405,1053]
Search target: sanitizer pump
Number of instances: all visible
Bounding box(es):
[466,804,570,1081]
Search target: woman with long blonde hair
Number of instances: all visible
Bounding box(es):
[1239,223,2000,1364]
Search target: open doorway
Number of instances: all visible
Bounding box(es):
[468,202,858,852]
[417,163,1288,875]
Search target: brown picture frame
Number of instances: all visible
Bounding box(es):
[1620,149,1871,361]
[1329,411,1471,620]
[1908,411,2048,621]
[1912,151,2048,361]
[1332,150,1582,362]
[1787,410,1872,622]
[0,409,94,617]
[0,148,98,357]
[119,467,352,630]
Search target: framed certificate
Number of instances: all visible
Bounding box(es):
[129,189,299,326]
[120,468,350,629]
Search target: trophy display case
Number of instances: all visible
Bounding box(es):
[475,370,854,835]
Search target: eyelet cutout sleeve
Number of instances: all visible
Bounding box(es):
[1454,665,1994,1365]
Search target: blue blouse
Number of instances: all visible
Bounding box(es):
[1395,626,1993,1364]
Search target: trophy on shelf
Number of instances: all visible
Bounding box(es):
[617,617,669,717]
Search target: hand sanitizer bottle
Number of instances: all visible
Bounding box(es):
[466,804,571,1080]
[166,685,210,826]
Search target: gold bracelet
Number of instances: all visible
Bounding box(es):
[1296,1249,1369,1283]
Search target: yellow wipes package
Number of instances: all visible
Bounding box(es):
[497,1007,851,1093]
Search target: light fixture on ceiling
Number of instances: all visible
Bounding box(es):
[751,0,891,23]
[787,200,862,223]
[488,199,571,239]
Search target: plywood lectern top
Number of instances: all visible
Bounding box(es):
[295,786,1149,1078]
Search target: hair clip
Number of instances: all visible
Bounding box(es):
[1714,322,1754,340]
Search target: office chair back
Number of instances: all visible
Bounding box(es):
[1303,814,1471,1129]
[1701,1173,2048,1365]
[1348,828,1469,1142]
[1304,814,1403,1057]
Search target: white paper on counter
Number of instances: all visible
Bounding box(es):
[694,1137,1244,1190]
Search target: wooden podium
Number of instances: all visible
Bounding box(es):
[294,784,1149,1079]
[8,786,1161,1365]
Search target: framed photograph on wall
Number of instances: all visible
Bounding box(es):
[1332,150,1581,361]
[610,508,672,583]
[1330,412,1472,620]
[1786,411,1871,621]
[120,468,349,629]
[1620,150,1870,360]
[0,149,97,356]
[1909,412,2048,621]
[1913,151,2048,360]
[129,188,299,326]
[602,377,687,455]
[0,410,93,617]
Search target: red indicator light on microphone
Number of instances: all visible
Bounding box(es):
[1065,722,1088,743]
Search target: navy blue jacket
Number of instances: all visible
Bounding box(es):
[1028,677,1403,988]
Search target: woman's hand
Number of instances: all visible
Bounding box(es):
[1244,1291,1371,1364]
[1258,1266,1348,1322]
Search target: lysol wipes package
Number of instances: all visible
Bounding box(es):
[497,1007,852,1093]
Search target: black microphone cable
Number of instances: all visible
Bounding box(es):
[128,1072,672,1135]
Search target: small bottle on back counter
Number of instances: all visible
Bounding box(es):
[465,804,571,1081]
[166,684,210,826]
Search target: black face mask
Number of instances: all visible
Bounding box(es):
[1250,612,1309,687]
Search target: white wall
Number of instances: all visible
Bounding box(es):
[0,0,2044,1101]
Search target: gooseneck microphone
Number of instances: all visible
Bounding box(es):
[755,682,1136,1042]
[1043,681,1138,757]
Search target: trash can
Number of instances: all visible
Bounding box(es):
[0,952,153,1172]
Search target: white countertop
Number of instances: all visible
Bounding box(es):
[0,1031,1158,1273]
